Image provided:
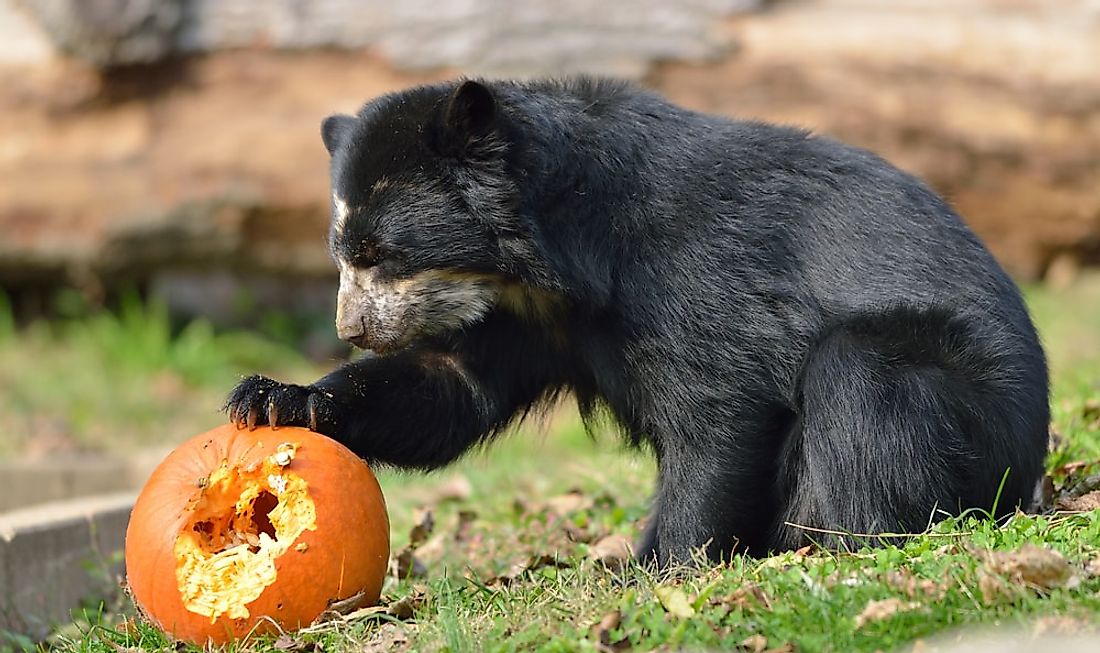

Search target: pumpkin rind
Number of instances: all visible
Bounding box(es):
[125,424,389,645]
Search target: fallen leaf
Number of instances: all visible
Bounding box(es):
[1055,490,1100,512]
[590,534,634,571]
[563,517,594,543]
[977,570,1009,604]
[414,531,447,563]
[360,623,414,653]
[391,547,428,579]
[740,634,768,652]
[853,598,922,629]
[883,569,947,600]
[715,584,773,612]
[408,507,435,548]
[654,585,695,619]
[325,588,370,615]
[1085,556,1100,577]
[490,553,572,585]
[589,609,629,651]
[981,544,1079,591]
[114,617,142,638]
[1082,398,1100,427]
[93,631,146,653]
[1036,474,1056,511]
[455,509,478,541]
[387,587,428,620]
[434,474,473,502]
[1061,469,1100,499]
[338,605,388,622]
[544,490,593,515]
[758,546,810,570]
[272,634,314,652]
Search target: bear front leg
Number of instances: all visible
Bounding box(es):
[225,347,550,470]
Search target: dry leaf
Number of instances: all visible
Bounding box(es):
[527,553,572,571]
[387,587,428,620]
[93,631,147,653]
[1036,474,1056,511]
[740,634,768,652]
[114,617,142,638]
[492,553,571,585]
[272,634,314,652]
[590,534,634,570]
[325,588,370,615]
[853,598,922,629]
[717,584,773,612]
[544,490,593,515]
[455,509,478,541]
[1055,490,1100,512]
[434,474,473,502]
[758,546,809,570]
[590,609,629,651]
[360,623,414,653]
[655,585,695,618]
[339,605,388,622]
[883,569,947,600]
[414,531,447,563]
[1085,556,1100,577]
[977,569,1009,604]
[1082,398,1100,427]
[408,507,435,548]
[982,544,1079,591]
[563,517,595,543]
[391,547,428,579]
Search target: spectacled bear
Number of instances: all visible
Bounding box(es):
[225,78,1049,566]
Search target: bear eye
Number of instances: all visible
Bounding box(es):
[355,243,383,268]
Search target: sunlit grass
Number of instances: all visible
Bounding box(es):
[0,273,1097,652]
[0,291,320,457]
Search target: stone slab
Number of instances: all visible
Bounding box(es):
[0,493,134,639]
[0,457,131,512]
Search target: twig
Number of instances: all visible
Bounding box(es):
[782,522,972,539]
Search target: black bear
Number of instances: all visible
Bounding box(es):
[225,78,1049,565]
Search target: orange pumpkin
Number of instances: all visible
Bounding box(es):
[125,424,389,645]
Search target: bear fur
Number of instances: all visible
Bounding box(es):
[226,78,1049,565]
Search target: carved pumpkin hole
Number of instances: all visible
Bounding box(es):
[191,489,280,554]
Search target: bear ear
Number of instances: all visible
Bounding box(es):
[321,114,356,156]
[443,80,496,145]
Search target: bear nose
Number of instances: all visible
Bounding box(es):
[335,295,365,340]
[335,316,365,343]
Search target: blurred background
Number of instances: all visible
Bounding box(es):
[1,0,1099,642]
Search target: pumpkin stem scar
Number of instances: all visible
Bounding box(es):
[174,442,316,621]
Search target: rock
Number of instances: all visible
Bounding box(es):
[0,50,445,300]
[651,0,1100,280]
[1,0,1099,310]
[19,0,183,66]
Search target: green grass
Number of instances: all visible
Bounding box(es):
[0,291,319,458]
[3,275,1099,653]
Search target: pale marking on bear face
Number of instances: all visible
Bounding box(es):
[334,262,502,351]
[332,194,351,235]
